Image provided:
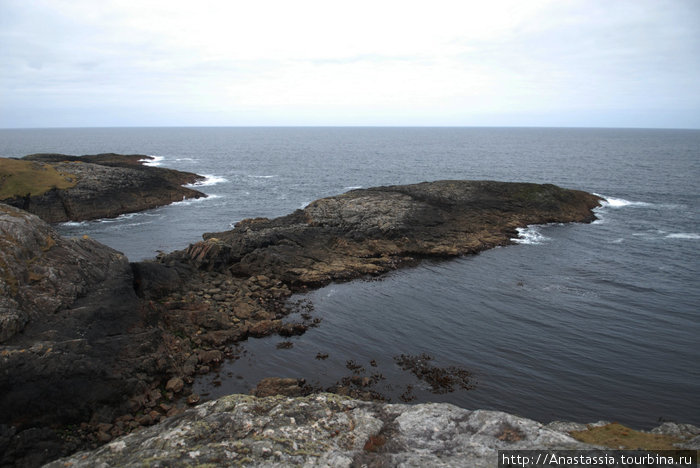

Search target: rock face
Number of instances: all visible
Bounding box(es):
[0,203,167,464]
[43,393,700,468]
[1,153,205,223]
[173,180,601,287]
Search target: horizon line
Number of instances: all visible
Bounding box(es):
[2,124,699,131]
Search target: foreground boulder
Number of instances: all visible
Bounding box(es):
[44,393,700,467]
[0,153,205,222]
[173,180,602,286]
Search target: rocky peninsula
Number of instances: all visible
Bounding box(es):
[172,180,602,286]
[0,153,205,223]
[5,178,695,467]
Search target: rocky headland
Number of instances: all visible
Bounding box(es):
[0,153,205,223]
[171,180,602,286]
[5,178,692,467]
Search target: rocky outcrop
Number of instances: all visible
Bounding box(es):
[1,153,205,223]
[0,204,169,465]
[44,393,700,467]
[170,180,602,287]
[0,203,316,467]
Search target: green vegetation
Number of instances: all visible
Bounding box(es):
[0,158,77,200]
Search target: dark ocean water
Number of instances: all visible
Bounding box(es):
[1,127,698,428]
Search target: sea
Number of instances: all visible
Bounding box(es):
[1,127,698,429]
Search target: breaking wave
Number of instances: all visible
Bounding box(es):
[139,155,164,167]
[187,174,228,187]
[512,226,550,245]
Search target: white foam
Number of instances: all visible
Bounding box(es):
[345,186,363,191]
[187,174,228,187]
[139,155,164,167]
[60,221,86,227]
[665,233,700,240]
[175,157,198,162]
[299,201,311,209]
[512,226,550,245]
[594,194,653,208]
[249,174,277,179]
[171,194,222,207]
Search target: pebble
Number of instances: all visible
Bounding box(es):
[165,377,184,393]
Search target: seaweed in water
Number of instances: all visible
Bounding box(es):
[393,353,475,394]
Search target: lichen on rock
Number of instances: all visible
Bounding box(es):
[39,393,610,467]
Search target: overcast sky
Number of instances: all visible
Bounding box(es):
[1,0,699,128]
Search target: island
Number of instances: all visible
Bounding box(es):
[0,153,206,222]
[1,178,697,467]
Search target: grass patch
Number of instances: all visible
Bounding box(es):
[569,422,684,450]
[0,158,78,200]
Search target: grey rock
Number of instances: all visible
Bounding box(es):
[650,422,700,437]
[45,394,593,468]
[544,420,610,433]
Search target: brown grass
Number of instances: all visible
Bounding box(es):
[569,422,684,450]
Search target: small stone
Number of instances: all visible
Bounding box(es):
[116,414,133,423]
[96,431,112,443]
[165,377,184,393]
[135,414,153,426]
[252,377,309,397]
[149,410,161,423]
[187,393,200,405]
[248,319,279,337]
[197,349,223,364]
[97,423,113,433]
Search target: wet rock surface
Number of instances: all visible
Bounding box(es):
[2,153,205,222]
[44,393,700,468]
